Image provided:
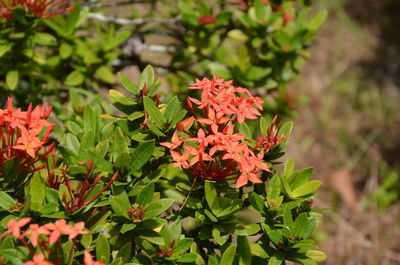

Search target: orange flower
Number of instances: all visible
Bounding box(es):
[25,224,50,247]
[83,251,105,265]
[23,253,54,265]
[0,217,31,239]
[43,219,76,244]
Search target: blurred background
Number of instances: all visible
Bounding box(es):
[286,0,400,264]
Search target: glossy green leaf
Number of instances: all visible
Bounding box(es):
[173,238,193,255]
[138,65,155,92]
[177,253,198,263]
[130,140,155,172]
[60,42,73,59]
[163,95,180,122]
[0,191,16,211]
[144,199,173,219]
[136,183,155,206]
[0,44,11,57]
[143,96,166,128]
[65,133,80,156]
[308,10,327,31]
[291,180,322,198]
[30,173,45,212]
[6,70,19,91]
[204,181,220,215]
[65,70,85,87]
[292,213,309,239]
[237,235,252,265]
[96,234,110,264]
[119,72,140,94]
[109,191,131,218]
[268,252,285,265]
[95,66,116,84]
[306,250,327,262]
[220,245,236,265]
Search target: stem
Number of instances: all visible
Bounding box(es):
[179,174,198,212]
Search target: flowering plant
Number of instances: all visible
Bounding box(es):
[0,67,325,264]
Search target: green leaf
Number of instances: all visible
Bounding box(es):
[29,173,45,212]
[284,159,295,179]
[220,245,236,265]
[144,199,173,219]
[212,227,227,245]
[268,252,285,265]
[80,234,92,249]
[283,207,294,231]
[145,120,167,137]
[95,66,116,84]
[83,106,98,135]
[119,72,140,94]
[65,133,80,156]
[250,243,269,259]
[136,183,155,206]
[204,181,220,215]
[291,180,322,198]
[248,192,265,213]
[163,95,180,122]
[139,65,155,92]
[79,129,95,160]
[117,242,132,262]
[306,250,327,262]
[65,120,83,136]
[290,168,314,189]
[237,236,252,265]
[308,10,327,31]
[109,89,137,106]
[174,238,193,255]
[0,191,16,211]
[280,121,293,137]
[109,191,131,218]
[130,140,155,172]
[292,213,309,239]
[267,174,281,201]
[0,44,11,57]
[60,42,73,59]
[6,70,19,90]
[65,70,85,87]
[143,96,166,128]
[34,32,57,46]
[112,128,129,160]
[177,253,198,263]
[66,3,80,35]
[245,66,272,80]
[96,234,110,264]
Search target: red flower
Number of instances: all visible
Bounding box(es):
[198,14,217,25]
[282,12,292,26]
[161,77,271,189]
[12,126,44,158]
[0,0,73,21]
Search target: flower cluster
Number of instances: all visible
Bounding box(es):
[0,0,73,21]
[0,97,54,179]
[162,76,271,188]
[0,218,102,265]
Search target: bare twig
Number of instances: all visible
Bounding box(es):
[87,12,180,26]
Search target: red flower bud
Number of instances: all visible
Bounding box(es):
[198,14,217,25]
[282,12,292,26]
